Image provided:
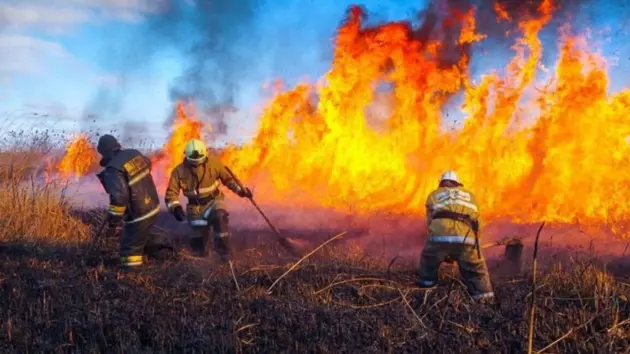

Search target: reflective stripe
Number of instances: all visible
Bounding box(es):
[121,255,143,267]
[202,205,215,218]
[472,292,494,300]
[128,169,150,186]
[432,199,478,212]
[108,204,126,216]
[166,200,180,209]
[184,180,220,197]
[428,235,476,245]
[125,205,160,225]
[190,219,208,226]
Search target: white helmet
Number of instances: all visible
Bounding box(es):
[440,170,462,186]
[184,139,208,165]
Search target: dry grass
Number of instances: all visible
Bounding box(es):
[0,223,628,353]
[0,132,628,353]
[0,132,91,245]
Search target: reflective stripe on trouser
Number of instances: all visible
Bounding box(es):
[120,214,172,262]
[417,240,493,299]
[188,205,230,257]
[121,255,143,267]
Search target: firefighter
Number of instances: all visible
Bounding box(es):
[164,139,252,261]
[96,134,174,268]
[417,170,494,301]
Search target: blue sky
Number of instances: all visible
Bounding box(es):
[1,0,629,147]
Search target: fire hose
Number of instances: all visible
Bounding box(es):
[224,166,302,257]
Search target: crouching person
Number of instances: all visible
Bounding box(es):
[417,170,494,301]
[96,134,175,268]
[164,139,252,262]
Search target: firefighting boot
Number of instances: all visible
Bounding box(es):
[189,237,205,257]
[213,232,231,263]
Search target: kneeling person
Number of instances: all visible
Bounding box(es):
[417,170,494,301]
[96,134,174,268]
[165,139,252,261]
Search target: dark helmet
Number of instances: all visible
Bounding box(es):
[97,134,122,167]
[97,134,121,156]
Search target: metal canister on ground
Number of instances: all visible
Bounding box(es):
[504,238,524,276]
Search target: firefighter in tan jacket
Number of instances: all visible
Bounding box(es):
[417,170,494,301]
[165,139,252,261]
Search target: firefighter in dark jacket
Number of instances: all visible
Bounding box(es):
[96,134,173,268]
[164,139,252,261]
[417,170,494,301]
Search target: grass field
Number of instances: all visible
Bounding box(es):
[0,142,629,353]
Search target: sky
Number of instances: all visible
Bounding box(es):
[1,0,629,148]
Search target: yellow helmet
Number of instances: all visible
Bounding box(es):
[184,139,208,165]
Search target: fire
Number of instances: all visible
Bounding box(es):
[219,1,630,236]
[150,101,211,188]
[53,1,630,237]
[56,135,97,179]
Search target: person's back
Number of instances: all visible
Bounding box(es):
[417,170,494,301]
[96,134,173,268]
[101,148,160,223]
[425,185,479,244]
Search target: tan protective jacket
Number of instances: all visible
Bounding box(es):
[164,156,242,226]
[425,186,480,244]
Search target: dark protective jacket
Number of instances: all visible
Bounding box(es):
[97,149,161,224]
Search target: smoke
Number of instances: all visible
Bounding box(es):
[81,0,630,139]
[83,0,259,138]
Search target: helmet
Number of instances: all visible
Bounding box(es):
[184,139,208,165]
[440,170,462,186]
[97,134,121,167]
[97,134,121,156]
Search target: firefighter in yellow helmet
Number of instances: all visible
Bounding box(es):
[164,139,252,261]
[417,170,494,301]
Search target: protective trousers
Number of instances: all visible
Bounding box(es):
[120,215,174,267]
[187,203,231,261]
[417,241,494,300]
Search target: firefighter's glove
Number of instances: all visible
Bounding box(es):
[172,205,186,222]
[107,213,123,228]
[238,187,253,199]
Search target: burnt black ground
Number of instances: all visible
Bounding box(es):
[1,211,629,353]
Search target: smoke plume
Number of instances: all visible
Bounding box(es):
[85,0,258,136]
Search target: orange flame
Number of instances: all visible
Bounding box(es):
[56,135,97,179]
[151,101,212,188]
[494,2,512,23]
[218,1,630,237]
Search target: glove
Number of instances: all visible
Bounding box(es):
[107,213,123,228]
[238,187,253,199]
[172,205,186,222]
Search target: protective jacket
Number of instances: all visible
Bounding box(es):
[419,185,493,300]
[164,155,243,225]
[97,149,161,224]
[425,186,480,245]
